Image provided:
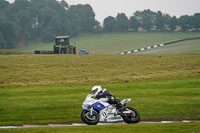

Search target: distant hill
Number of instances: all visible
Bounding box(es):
[16,32,200,54]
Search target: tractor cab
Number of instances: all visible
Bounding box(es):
[55,36,69,46]
[53,36,76,54]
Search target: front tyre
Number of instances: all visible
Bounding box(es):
[122,107,140,124]
[81,109,99,125]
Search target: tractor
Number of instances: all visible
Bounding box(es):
[53,36,76,54]
[35,36,76,54]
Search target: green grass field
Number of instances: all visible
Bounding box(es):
[1,33,200,132]
[0,78,200,126]
[16,32,200,54]
[0,55,200,86]
[0,55,200,127]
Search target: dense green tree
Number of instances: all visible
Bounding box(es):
[155,11,165,31]
[0,11,16,49]
[8,0,30,19]
[178,15,193,31]
[168,16,177,31]
[0,0,98,46]
[94,20,102,33]
[60,0,68,8]
[116,13,129,31]
[37,7,58,41]
[7,0,31,42]
[29,0,72,41]
[129,16,140,31]
[0,1,16,49]
[0,0,9,10]
[162,14,171,30]
[103,16,116,32]
[29,0,71,41]
[0,11,8,49]
[69,4,96,35]
[192,13,200,31]
[134,10,156,31]
[134,11,143,24]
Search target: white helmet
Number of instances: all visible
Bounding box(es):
[92,86,102,96]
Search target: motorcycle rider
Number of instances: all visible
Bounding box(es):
[91,86,125,112]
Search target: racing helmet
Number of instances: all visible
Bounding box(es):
[92,86,102,96]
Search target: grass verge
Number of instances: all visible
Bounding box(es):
[0,78,200,126]
[0,54,199,126]
[0,122,200,133]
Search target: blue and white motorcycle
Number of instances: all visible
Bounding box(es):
[81,94,140,125]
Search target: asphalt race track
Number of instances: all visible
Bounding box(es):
[1,120,200,129]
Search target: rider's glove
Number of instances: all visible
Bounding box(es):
[110,96,115,101]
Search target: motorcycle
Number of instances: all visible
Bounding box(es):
[81,94,140,125]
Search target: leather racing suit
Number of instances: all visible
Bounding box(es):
[95,89,123,110]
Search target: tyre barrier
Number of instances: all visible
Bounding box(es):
[120,37,200,54]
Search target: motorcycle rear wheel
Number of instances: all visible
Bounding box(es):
[122,107,140,124]
[81,109,99,125]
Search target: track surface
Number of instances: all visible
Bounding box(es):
[120,37,200,54]
[1,120,199,129]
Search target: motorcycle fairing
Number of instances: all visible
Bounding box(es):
[92,102,106,111]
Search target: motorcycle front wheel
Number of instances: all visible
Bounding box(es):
[81,109,99,125]
[122,107,140,124]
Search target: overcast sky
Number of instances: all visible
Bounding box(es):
[8,0,200,23]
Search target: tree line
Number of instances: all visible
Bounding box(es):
[0,0,98,49]
[103,10,200,32]
[0,0,200,49]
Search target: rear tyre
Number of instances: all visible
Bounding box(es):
[81,109,99,125]
[122,107,140,124]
